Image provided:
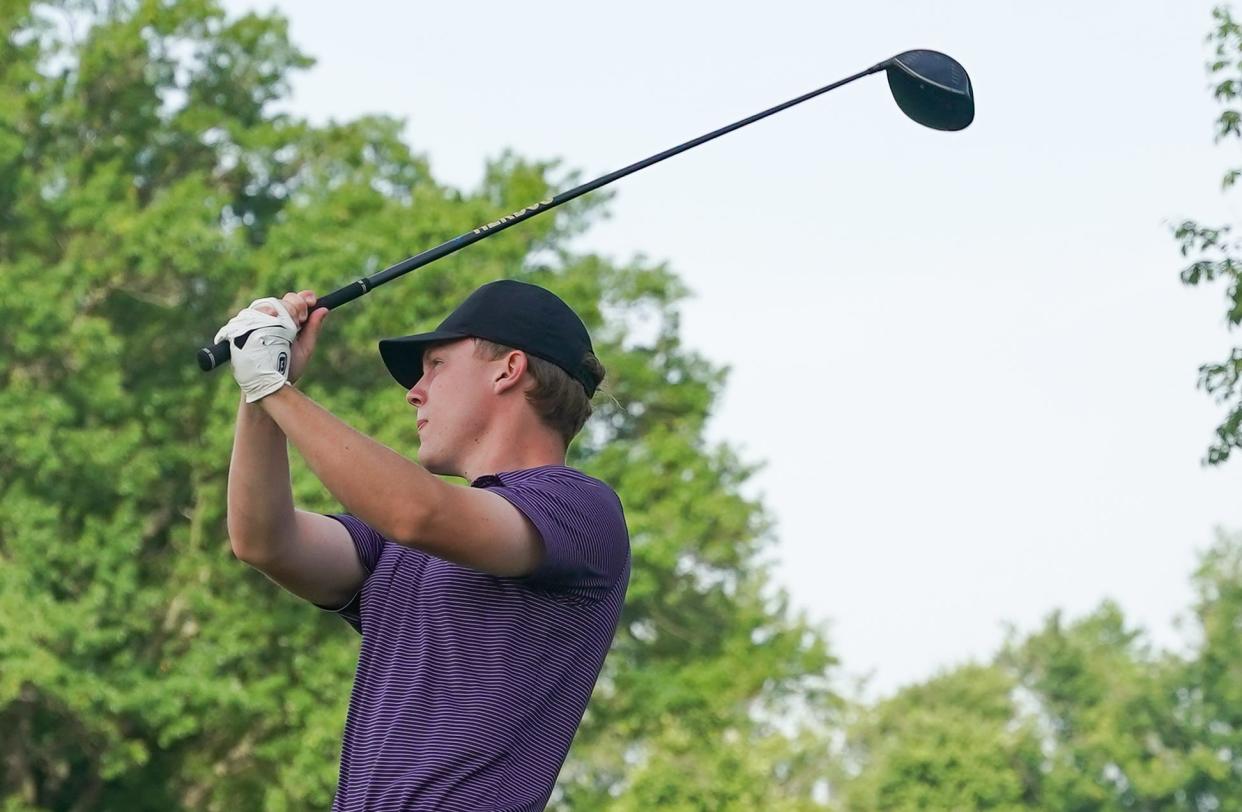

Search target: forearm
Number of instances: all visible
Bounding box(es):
[257,385,443,542]
[227,395,298,561]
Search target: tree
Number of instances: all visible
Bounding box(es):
[1175,6,1242,464]
[1175,530,1242,809]
[835,533,1242,812]
[1001,536,1242,812]
[0,1,835,809]
[837,664,1044,811]
[1003,603,1192,811]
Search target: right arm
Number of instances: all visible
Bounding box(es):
[225,293,365,608]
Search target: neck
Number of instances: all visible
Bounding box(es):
[458,421,567,484]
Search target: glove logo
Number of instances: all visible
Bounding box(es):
[277,352,288,375]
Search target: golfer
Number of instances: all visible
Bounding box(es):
[217,279,630,811]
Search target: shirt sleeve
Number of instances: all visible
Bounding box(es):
[314,514,391,633]
[327,514,388,573]
[479,470,630,602]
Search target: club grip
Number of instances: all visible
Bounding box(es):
[197,283,362,373]
[197,339,231,371]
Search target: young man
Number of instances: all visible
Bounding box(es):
[217,279,630,811]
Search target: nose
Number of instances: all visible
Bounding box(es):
[406,384,425,408]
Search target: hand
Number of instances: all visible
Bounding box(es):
[213,291,327,402]
[253,291,329,384]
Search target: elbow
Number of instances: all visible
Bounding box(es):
[226,513,275,567]
[226,512,249,562]
[230,534,282,569]
[228,531,263,566]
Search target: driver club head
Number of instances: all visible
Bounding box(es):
[884,49,975,131]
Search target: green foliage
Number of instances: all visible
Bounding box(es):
[1174,5,1242,464]
[0,1,835,808]
[1003,604,1193,810]
[834,531,1242,811]
[839,665,1044,811]
[1179,534,1242,808]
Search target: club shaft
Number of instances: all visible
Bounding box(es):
[197,62,885,371]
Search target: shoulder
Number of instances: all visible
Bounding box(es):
[476,465,628,545]
[476,465,629,594]
[479,465,622,512]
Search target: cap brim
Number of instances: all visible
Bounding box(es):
[378,330,469,388]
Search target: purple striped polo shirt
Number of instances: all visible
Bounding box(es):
[319,464,630,811]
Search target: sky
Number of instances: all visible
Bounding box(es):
[224,0,1242,696]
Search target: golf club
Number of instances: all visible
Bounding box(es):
[197,48,974,371]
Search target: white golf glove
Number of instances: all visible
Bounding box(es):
[213,297,299,403]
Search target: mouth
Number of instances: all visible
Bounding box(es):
[416,419,428,432]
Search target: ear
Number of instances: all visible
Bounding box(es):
[492,350,528,395]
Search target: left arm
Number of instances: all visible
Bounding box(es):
[258,385,544,577]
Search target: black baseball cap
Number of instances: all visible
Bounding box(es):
[378,280,602,397]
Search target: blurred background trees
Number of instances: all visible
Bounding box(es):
[1176,6,1242,465]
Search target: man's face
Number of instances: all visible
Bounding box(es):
[405,338,497,476]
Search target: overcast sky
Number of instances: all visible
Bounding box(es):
[224,0,1242,695]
